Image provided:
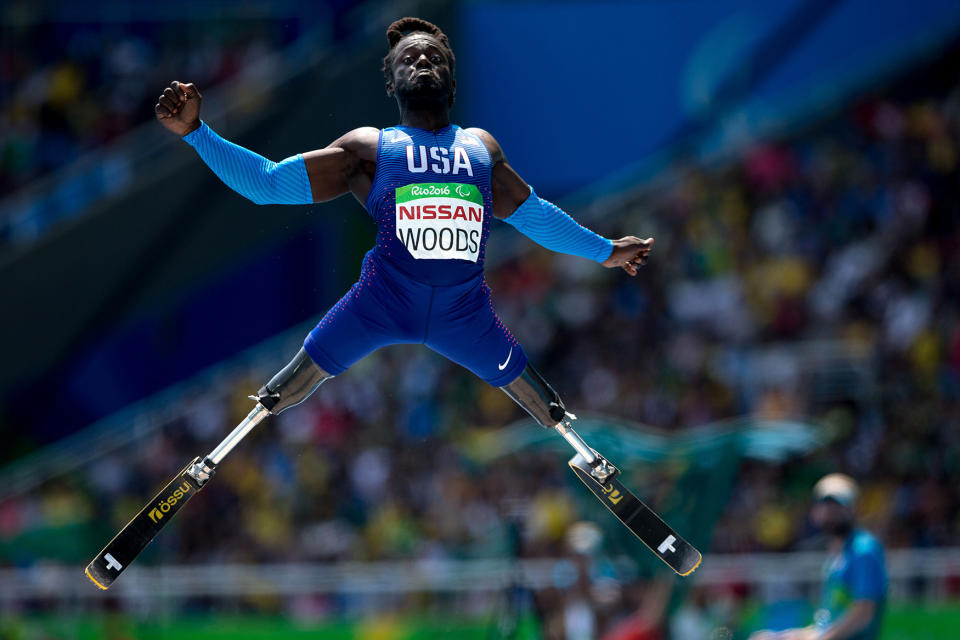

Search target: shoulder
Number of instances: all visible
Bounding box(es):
[320,126,379,163]
[463,127,505,164]
[850,530,884,558]
[330,126,380,150]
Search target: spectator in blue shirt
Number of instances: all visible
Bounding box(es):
[750,474,887,640]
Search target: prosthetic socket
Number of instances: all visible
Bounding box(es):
[256,353,566,431]
[500,364,570,428]
[254,348,331,414]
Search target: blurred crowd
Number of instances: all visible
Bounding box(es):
[3,40,960,640]
[0,15,308,193]
[0,8,331,245]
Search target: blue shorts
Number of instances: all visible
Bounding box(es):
[303,252,528,387]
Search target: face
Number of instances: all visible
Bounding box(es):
[387,34,455,107]
[811,499,853,536]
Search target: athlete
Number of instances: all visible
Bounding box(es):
[750,474,888,640]
[153,17,654,450]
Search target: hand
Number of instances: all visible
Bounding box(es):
[155,80,202,137]
[601,236,654,276]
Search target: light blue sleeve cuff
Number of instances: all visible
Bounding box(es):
[183,121,312,206]
[502,187,613,263]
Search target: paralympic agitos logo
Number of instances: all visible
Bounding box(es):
[147,481,192,523]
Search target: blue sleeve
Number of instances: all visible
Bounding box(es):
[502,187,613,263]
[849,538,887,601]
[182,121,313,205]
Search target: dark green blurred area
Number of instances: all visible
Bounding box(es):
[2,607,959,640]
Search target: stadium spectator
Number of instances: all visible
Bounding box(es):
[749,474,887,640]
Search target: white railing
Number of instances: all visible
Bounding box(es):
[2,549,959,605]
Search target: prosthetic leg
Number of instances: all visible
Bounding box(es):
[87,353,698,591]
[500,364,702,576]
[86,348,332,589]
[501,364,617,482]
[186,348,331,483]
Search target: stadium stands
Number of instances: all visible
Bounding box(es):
[1,19,958,640]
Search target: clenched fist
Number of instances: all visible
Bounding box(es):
[155,81,202,137]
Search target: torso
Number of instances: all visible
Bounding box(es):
[817,530,887,640]
[360,124,493,286]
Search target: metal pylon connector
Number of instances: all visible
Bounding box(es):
[186,457,216,487]
[588,454,618,484]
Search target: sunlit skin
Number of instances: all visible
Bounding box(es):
[154,32,654,274]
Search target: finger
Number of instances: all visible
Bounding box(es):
[622,262,638,276]
[162,87,183,106]
[158,94,179,113]
[154,103,172,118]
[180,82,199,100]
[155,97,176,115]
[170,81,187,102]
[160,90,180,111]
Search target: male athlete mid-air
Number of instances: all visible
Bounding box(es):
[86,18,694,590]
[112,17,702,583]
[85,17,699,589]
[154,17,652,438]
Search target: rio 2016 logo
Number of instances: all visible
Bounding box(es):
[455,185,470,198]
[601,483,623,505]
[410,184,450,197]
[147,481,192,523]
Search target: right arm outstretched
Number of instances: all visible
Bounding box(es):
[155,80,376,205]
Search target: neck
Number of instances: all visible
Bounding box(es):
[827,526,854,551]
[399,102,450,131]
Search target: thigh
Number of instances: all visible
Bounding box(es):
[425,281,528,387]
[303,268,424,374]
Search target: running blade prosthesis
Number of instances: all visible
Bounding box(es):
[568,453,702,576]
[86,403,269,589]
[85,456,213,589]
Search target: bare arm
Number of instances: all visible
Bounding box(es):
[819,600,877,640]
[464,127,532,219]
[302,128,379,204]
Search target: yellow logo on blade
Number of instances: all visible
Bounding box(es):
[601,483,623,504]
[147,481,191,523]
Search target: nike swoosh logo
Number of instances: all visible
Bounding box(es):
[498,347,513,371]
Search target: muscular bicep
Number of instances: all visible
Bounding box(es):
[302,147,360,203]
[302,127,379,203]
[466,127,531,218]
[490,161,533,218]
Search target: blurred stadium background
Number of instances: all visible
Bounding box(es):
[2,0,960,638]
